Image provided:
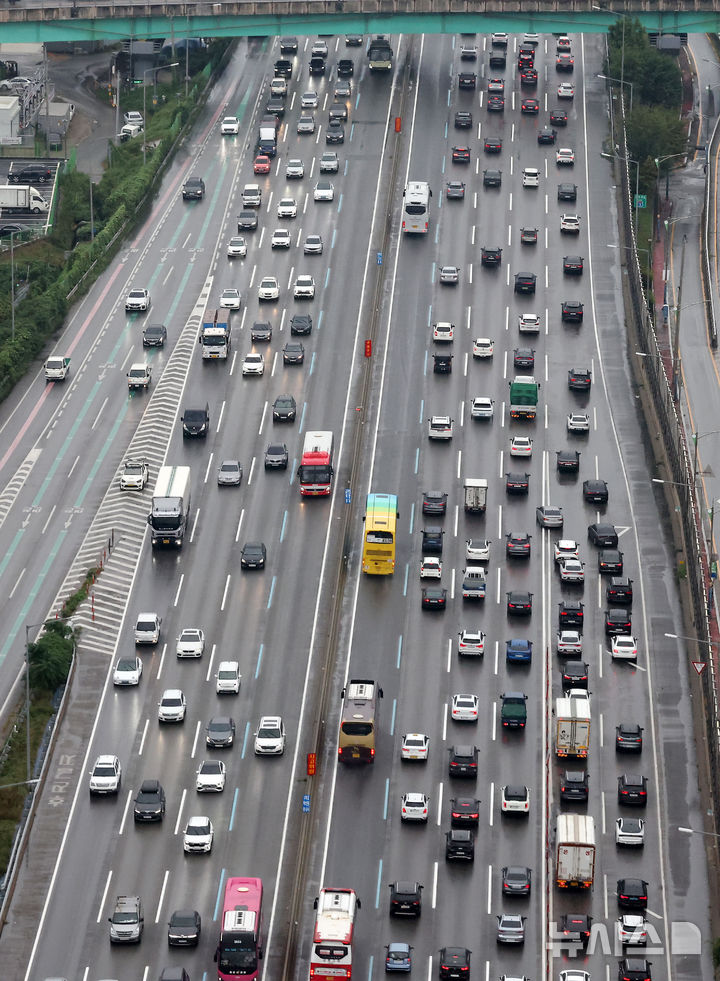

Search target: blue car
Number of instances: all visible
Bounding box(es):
[506,639,533,664]
[386,942,413,972]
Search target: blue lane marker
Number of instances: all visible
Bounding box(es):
[255,643,264,678]
[229,788,239,831]
[390,697,397,736]
[375,859,383,908]
[267,575,276,609]
[213,870,227,920]
[396,635,403,669]
[280,510,288,542]
[383,778,390,820]
[240,720,250,758]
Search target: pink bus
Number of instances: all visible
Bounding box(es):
[217,877,263,981]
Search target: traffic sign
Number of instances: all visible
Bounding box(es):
[634,194,647,209]
[377,251,383,265]
[345,488,351,504]
[302,794,311,812]
[692,661,706,675]
[307,752,316,775]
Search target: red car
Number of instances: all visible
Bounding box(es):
[253,155,271,174]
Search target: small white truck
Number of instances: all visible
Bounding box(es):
[44,356,70,381]
[127,363,152,390]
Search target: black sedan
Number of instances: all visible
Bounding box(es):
[560,660,589,690]
[422,586,447,610]
[557,450,580,473]
[506,472,530,495]
[583,479,608,504]
[617,878,648,909]
[538,127,557,144]
[507,591,533,616]
[450,796,480,826]
[282,341,305,364]
[484,137,502,153]
[168,908,202,947]
[133,779,166,822]
[598,549,623,574]
[241,541,266,568]
[588,522,618,547]
[205,716,236,748]
[513,348,535,369]
[272,394,296,422]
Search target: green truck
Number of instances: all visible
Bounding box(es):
[500,692,528,729]
[509,375,539,420]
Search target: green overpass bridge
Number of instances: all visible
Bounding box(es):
[0,1,718,44]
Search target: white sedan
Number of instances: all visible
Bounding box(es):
[293,275,315,299]
[113,656,142,686]
[518,313,541,333]
[227,236,247,258]
[401,792,429,822]
[176,627,205,658]
[559,557,585,582]
[313,180,335,202]
[554,539,579,563]
[556,147,575,165]
[277,197,297,218]
[242,353,265,376]
[220,116,240,134]
[420,556,442,579]
[611,635,638,661]
[258,276,280,301]
[401,733,429,761]
[510,436,532,457]
[301,90,318,108]
[219,288,241,309]
[183,815,214,853]
[433,321,455,342]
[451,694,479,721]
[196,760,226,792]
[558,82,575,99]
[473,337,494,358]
[271,228,291,249]
[567,412,590,432]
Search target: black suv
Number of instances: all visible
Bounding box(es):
[274,58,293,77]
[583,479,609,504]
[607,577,633,605]
[538,127,557,145]
[588,522,618,547]
[439,948,472,980]
[568,368,592,391]
[599,549,623,574]
[133,779,166,822]
[619,958,652,981]
[618,773,648,806]
[445,829,475,861]
[388,881,423,917]
[561,660,589,690]
[481,246,502,267]
[455,111,473,128]
[550,107,568,125]
[450,797,480,826]
[616,722,643,753]
[506,532,531,558]
[606,608,632,636]
[433,353,453,374]
[557,913,592,949]
[422,526,444,554]
[558,182,578,201]
[422,490,448,516]
[290,314,313,335]
[9,163,53,184]
[483,169,502,188]
[562,300,584,322]
[617,878,648,909]
[560,770,589,802]
[559,600,584,629]
[564,254,584,275]
[182,178,206,201]
[458,72,477,89]
[142,323,167,347]
[272,395,296,422]
[181,403,210,437]
[514,272,536,294]
[448,745,479,778]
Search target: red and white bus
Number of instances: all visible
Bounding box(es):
[309,888,360,981]
[298,431,334,496]
[216,877,263,981]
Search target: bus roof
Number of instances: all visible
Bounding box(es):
[221,876,262,937]
[313,888,358,944]
[365,493,398,528]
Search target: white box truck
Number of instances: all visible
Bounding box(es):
[147,466,191,547]
[556,814,595,888]
[0,184,48,214]
[555,697,591,758]
[464,478,488,513]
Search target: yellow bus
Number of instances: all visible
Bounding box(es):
[362,493,398,574]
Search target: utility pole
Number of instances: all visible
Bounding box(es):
[672,234,687,402]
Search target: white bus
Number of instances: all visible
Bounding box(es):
[402,181,432,234]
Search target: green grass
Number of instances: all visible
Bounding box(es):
[0,690,55,875]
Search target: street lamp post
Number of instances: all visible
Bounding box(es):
[598,73,634,113]
[671,233,687,402]
[142,63,179,165]
[655,152,687,201]
[692,431,720,481]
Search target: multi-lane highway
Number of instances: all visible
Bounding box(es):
[1,29,711,981]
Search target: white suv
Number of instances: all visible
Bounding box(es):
[254,716,286,755]
[158,689,187,723]
[89,754,122,795]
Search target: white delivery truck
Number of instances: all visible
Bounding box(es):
[556,814,596,889]
[555,697,591,758]
[0,184,48,214]
[464,478,488,513]
[44,356,70,380]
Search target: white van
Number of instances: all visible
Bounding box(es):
[216,661,241,694]
[120,122,142,141]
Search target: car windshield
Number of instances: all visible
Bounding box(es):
[259,725,280,738]
[172,913,197,926]
[124,463,144,474]
[136,791,159,803]
[94,765,116,777]
[186,824,208,836]
[200,761,223,774]
[184,411,205,423]
[117,659,136,670]
[137,620,156,631]
[163,696,183,707]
